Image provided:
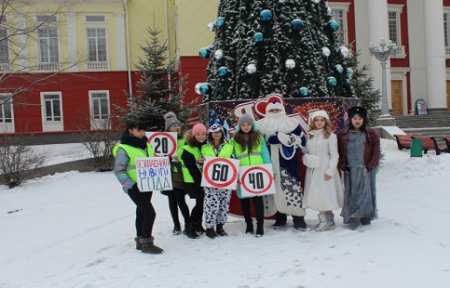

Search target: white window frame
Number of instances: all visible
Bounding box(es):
[388,4,406,59]
[88,90,111,130]
[85,15,109,71]
[36,15,61,72]
[0,93,14,133]
[329,2,350,45]
[444,9,450,58]
[40,91,64,132]
[0,16,10,72]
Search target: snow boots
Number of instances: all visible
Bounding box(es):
[206,228,217,239]
[315,212,336,232]
[256,222,264,237]
[245,222,254,234]
[137,237,164,254]
[216,224,228,236]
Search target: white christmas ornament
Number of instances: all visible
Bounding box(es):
[322,47,331,57]
[195,83,202,95]
[207,22,215,32]
[285,59,296,69]
[312,0,321,4]
[214,49,224,60]
[246,63,257,74]
[340,45,351,58]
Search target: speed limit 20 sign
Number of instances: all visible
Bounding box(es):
[239,164,276,198]
[146,132,177,157]
[201,157,239,190]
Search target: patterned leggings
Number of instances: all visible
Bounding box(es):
[204,188,232,229]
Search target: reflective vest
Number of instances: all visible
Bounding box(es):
[232,138,264,166]
[112,143,154,183]
[201,142,234,159]
[172,138,186,173]
[180,145,202,183]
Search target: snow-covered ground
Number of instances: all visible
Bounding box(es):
[1,140,450,288]
[31,143,91,166]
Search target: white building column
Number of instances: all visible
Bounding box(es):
[424,0,448,110]
[115,13,127,71]
[367,0,392,109]
[16,13,28,71]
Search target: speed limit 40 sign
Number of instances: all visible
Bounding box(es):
[201,157,239,190]
[146,132,177,157]
[239,164,276,198]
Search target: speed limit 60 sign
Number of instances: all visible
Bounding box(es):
[146,132,177,157]
[239,164,276,198]
[201,157,239,190]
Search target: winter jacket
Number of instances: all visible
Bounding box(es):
[181,144,203,198]
[337,128,381,172]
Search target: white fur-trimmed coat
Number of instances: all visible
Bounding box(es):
[303,130,344,211]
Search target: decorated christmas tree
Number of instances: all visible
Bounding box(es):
[197,0,354,101]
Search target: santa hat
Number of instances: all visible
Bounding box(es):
[308,110,330,125]
[164,112,182,131]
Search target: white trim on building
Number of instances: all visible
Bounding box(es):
[88,90,111,130]
[40,91,64,132]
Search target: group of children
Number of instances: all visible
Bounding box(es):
[113,106,381,254]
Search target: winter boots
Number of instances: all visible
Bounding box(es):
[256,222,264,237]
[136,237,164,254]
[206,228,217,239]
[293,216,308,231]
[245,222,254,234]
[315,212,336,232]
[216,224,227,236]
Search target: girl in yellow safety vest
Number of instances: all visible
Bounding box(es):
[112,120,163,254]
[233,114,271,237]
[162,112,190,236]
[201,123,234,239]
[180,123,207,238]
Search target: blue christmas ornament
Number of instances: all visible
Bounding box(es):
[327,76,337,87]
[291,18,305,31]
[335,64,344,74]
[254,32,264,43]
[215,16,225,28]
[198,47,210,59]
[346,67,354,78]
[218,66,230,77]
[299,87,310,97]
[199,83,210,95]
[260,9,273,22]
[328,19,340,31]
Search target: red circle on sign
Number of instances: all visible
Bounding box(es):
[204,158,238,189]
[241,166,273,195]
[147,132,177,156]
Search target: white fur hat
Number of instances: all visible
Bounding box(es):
[308,110,330,124]
[265,102,285,114]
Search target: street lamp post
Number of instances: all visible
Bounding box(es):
[369,39,399,123]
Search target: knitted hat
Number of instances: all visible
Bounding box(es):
[192,123,207,136]
[208,123,224,134]
[164,112,182,131]
[238,114,254,126]
[348,106,368,120]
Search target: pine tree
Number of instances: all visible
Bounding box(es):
[201,0,354,101]
[121,28,188,130]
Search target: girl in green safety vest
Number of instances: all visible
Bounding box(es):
[201,123,234,239]
[112,120,163,254]
[162,112,190,236]
[233,114,271,237]
[180,123,207,238]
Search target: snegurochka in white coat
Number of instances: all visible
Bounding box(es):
[303,110,344,231]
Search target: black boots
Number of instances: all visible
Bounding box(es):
[137,237,163,254]
[216,224,227,236]
[186,223,199,239]
[272,212,287,229]
[206,228,217,239]
[256,222,264,237]
[293,216,307,231]
[245,222,254,234]
[361,217,372,226]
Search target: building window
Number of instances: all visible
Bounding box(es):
[86,15,108,70]
[388,6,405,58]
[330,8,347,45]
[41,92,63,132]
[37,15,59,71]
[89,91,110,130]
[444,12,450,56]
[0,94,14,133]
[0,19,9,72]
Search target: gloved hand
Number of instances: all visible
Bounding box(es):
[277,132,293,146]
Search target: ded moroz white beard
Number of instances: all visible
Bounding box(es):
[257,110,301,137]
